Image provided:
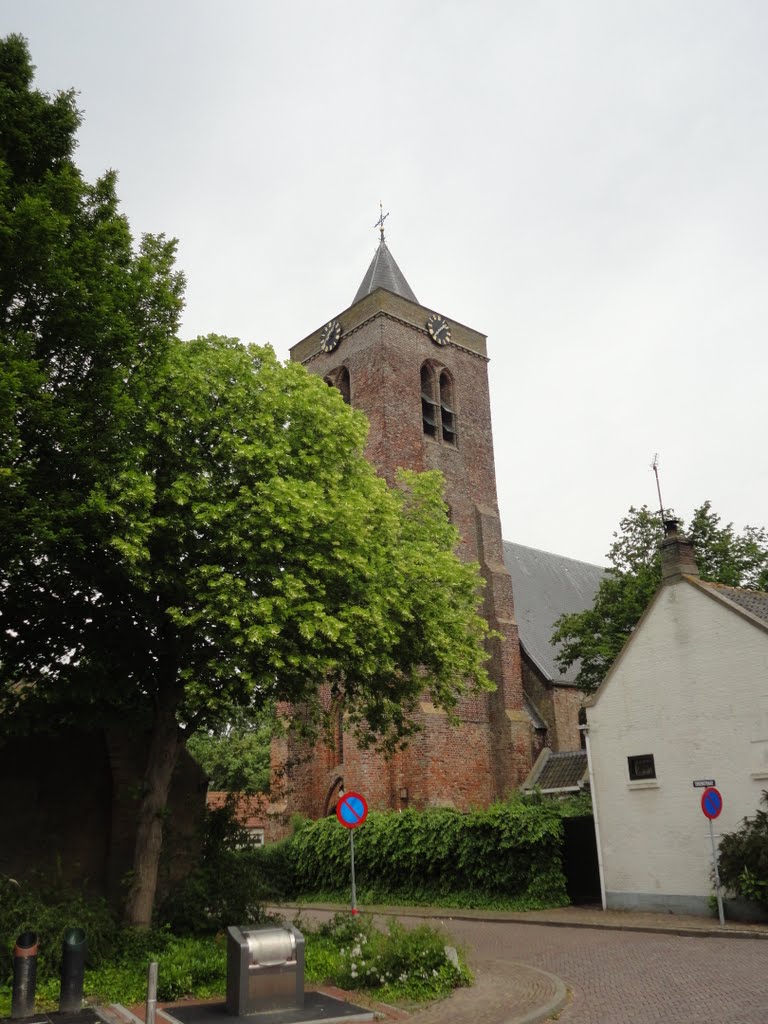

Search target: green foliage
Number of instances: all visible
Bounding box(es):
[0,872,117,985]
[159,802,278,934]
[0,33,497,926]
[513,787,592,818]
[0,894,468,1014]
[283,805,568,908]
[0,931,226,1014]
[553,502,768,692]
[187,714,274,793]
[303,913,471,1002]
[0,33,184,733]
[717,791,768,908]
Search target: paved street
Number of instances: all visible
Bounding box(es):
[438,916,768,1024]
[285,908,768,1024]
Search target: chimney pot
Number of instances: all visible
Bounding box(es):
[660,522,699,582]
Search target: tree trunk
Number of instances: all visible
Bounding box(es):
[123,692,183,929]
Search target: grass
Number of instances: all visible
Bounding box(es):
[290,888,570,911]
[0,914,471,1014]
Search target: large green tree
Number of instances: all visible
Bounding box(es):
[0,32,183,711]
[1,37,496,928]
[552,502,768,693]
[8,334,494,927]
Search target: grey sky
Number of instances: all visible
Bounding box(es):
[5,1,768,565]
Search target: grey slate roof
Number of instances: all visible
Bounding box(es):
[523,749,588,792]
[503,542,606,685]
[353,240,418,305]
[698,580,768,625]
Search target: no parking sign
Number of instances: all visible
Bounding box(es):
[336,790,368,915]
[336,791,368,829]
[701,786,723,820]
[696,784,725,924]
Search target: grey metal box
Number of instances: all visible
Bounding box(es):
[225,924,304,1015]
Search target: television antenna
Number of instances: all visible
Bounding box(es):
[650,453,665,518]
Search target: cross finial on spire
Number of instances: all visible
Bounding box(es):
[374,200,389,243]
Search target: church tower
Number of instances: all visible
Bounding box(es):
[280,224,532,817]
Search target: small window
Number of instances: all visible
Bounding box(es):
[247,828,265,847]
[628,754,656,781]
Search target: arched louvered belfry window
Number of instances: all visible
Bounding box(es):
[439,370,457,445]
[420,363,438,437]
[324,366,351,405]
[336,366,351,405]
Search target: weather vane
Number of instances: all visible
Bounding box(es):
[374,201,389,242]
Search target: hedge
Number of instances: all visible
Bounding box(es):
[269,802,569,908]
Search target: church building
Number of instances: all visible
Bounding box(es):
[273,223,603,822]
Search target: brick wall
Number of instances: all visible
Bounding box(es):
[522,654,585,752]
[0,729,207,904]
[278,288,532,816]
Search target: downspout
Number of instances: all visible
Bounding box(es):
[581,721,607,911]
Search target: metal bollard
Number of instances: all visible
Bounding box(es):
[146,961,158,1024]
[11,931,39,1019]
[60,927,87,1012]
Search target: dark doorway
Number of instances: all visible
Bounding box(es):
[562,816,601,904]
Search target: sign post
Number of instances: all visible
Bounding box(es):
[336,791,369,915]
[700,786,725,926]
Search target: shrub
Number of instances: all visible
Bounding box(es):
[288,803,568,907]
[305,912,471,1002]
[0,871,117,985]
[718,791,768,908]
[159,802,275,933]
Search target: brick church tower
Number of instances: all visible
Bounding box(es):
[276,227,532,818]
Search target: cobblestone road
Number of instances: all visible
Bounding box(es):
[421,916,768,1024]
[288,908,768,1024]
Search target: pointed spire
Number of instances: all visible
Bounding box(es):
[352,205,418,306]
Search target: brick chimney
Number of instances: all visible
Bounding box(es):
[660,519,699,583]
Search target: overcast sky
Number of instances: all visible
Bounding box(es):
[5,1,767,565]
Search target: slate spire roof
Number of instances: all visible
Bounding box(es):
[352,239,418,306]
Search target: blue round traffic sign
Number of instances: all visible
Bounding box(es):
[336,791,368,830]
[701,786,723,820]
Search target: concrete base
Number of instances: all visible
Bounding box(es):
[160,996,374,1024]
[1,1013,102,1024]
[606,891,710,916]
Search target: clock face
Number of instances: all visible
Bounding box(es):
[319,319,342,353]
[427,313,451,346]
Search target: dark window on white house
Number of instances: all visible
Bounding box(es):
[628,754,656,781]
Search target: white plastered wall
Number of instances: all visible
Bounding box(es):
[588,581,768,911]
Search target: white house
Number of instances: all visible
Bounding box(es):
[586,521,768,915]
